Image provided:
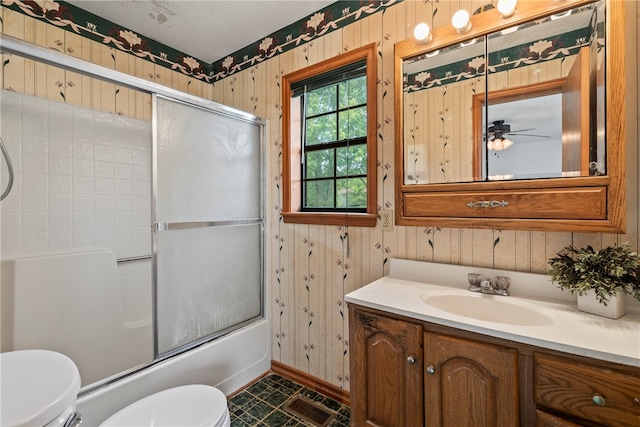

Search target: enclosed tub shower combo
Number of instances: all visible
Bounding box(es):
[0,34,269,426]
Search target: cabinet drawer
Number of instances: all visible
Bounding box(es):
[534,353,640,426]
[535,409,582,427]
[403,187,607,219]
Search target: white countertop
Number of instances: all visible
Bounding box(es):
[345,259,640,367]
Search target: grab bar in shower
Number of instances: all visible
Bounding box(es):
[117,255,152,263]
[0,136,15,201]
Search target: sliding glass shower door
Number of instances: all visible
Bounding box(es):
[153,95,264,357]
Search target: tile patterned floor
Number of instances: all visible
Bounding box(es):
[228,373,350,427]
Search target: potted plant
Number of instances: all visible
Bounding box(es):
[548,243,640,319]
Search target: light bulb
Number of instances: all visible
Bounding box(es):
[497,0,517,18]
[451,9,471,33]
[413,23,432,42]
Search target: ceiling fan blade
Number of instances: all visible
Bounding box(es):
[506,132,550,138]
[506,128,535,133]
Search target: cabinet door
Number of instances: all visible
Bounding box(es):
[424,332,519,427]
[350,308,423,427]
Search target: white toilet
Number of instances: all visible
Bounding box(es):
[99,384,231,427]
[0,350,231,427]
[0,350,82,427]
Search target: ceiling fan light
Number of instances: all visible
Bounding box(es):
[452,9,471,33]
[497,0,517,18]
[488,136,514,151]
[414,23,432,43]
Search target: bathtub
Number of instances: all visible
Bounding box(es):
[1,247,270,425]
[77,318,270,425]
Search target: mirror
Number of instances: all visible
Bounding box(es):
[394,0,625,233]
[401,1,604,185]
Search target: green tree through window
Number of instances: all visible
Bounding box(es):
[281,43,377,227]
[299,74,367,212]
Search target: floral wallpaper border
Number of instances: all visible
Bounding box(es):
[2,0,400,84]
[2,0,212,81]
[404,19,597,93]
[209,0,399,81]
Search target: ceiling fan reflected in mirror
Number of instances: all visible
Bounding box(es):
[486,120,550,151]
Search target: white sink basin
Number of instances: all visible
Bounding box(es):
[420,292,554,326]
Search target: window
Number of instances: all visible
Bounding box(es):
[282,43,377,226]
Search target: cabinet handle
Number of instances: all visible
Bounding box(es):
[426,365,436,375]
[407,356,416,364]
[466,200,509,208]
[592,394,606,407]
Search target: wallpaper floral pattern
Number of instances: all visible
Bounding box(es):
[2,0,636,395]
[3,0,205,81]
[2,0,400,85]
[404,19,596,93]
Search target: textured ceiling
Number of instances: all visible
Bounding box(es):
[65,0,336,63]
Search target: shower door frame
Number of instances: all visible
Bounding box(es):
[151,93,267,361]
[0,34,267,395]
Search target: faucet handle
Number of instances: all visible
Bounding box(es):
[494,276,510,289]
[467,273,484,292]
[493,276,511,296]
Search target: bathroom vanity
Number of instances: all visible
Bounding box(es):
[346,259,640,427]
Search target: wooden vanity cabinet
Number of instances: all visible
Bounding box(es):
[350,307,424,427]
[424,332,519,427]
[349,304,640,427]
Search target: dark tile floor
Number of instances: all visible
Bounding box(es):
[228,373,350,427]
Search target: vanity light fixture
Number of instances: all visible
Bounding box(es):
[414,22,432,43]
[451,9,472,33]
[497,0,517,18]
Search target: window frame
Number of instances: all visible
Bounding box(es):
[282,43,378,226]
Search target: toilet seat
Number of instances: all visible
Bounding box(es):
[0,350,81,427]
[99,384,230,427]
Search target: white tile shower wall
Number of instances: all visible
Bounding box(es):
[117,259,152,328]
[1,90,151,259]
[1,90,152,322]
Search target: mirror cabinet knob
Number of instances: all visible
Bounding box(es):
[407,356,416,364]
[426,365,436,375]
[592,394,606,407]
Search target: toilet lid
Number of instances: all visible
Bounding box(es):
[100,384,229,427]
[0,350,81,427]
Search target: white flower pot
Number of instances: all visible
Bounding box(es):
[577,289,626,319]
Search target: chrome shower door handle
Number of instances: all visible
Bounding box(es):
[0,136,15,201]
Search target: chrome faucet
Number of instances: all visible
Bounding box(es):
[480,279,495,294]
[467,273,511,296]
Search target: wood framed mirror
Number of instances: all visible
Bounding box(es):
[394,0,626,232]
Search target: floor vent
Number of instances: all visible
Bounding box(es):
[284,395,336,427]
